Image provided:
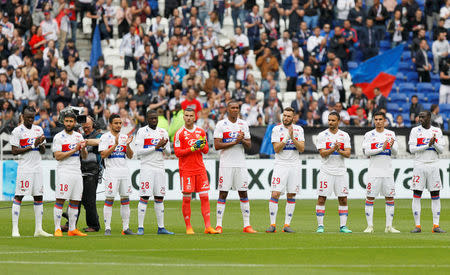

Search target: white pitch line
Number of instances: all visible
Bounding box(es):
[0,246,449,255]
[0,261,449,268]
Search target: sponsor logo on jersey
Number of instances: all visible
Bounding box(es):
[325,142,344,155]
[19,138,37,150]
[144,138,163,151]
[188,139,196,146]
[417,138,437,151]
[62,143,79,156]
[108,144,126,158]
[371,142,391,155]
[223,131,238,143]
[280,137,295,150]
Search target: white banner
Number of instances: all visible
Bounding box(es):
[2,159,450,201]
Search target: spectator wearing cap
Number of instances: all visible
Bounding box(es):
[40,11,59,43]
[1,12,14,40]
[93,56,112,91]
[168,57,186,88]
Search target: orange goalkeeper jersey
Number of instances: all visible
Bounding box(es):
[174,125,209,176]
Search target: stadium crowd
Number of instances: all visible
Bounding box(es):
[0,0,449,140]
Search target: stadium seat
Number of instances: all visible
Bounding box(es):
[398,83,416,94]
[439,104,450,112]
[422,103,432,110]
[395,72,405,81]
[434,82,441,91]
[416,82,434,93]
[121,70,136,80]
[428,93,439,103]
[405,72,418,82]
[431,74,440,83]
[401,51,411,61]
[283,92,296,103]
[380,40,390,50]
[415,92,427,101]
[398,62,413,73]
[399,103,410,112]
[387,103,399,111]
[389,93,408,103]
[348,61,358,70]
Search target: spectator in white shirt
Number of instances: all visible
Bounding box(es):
[336,0,355,25]
[28,78,46,107]
[12,69,29,106]
[241,94,264,126]
[234,26,249,48]
[235,47,253,83]
[440,0,450,29]
[177,35,192,70]
[40,11,59,42]
[203,27,218,71]
[83,78,100,108]
[119,26,141,70]
[307,27,325,53]
[1,12,14,40]
[8,46,23,69]
[432,31,449,74]
[277,31,293,62]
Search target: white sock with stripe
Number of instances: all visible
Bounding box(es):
[269,197,278,225]
[137,198,148,229]
[285,198,296,226]
[385,200,395,227]
[365,199,374,227]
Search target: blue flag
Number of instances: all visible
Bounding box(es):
[89,25,102,67]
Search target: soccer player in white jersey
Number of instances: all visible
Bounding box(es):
[52,111,88,237]
[135,110,174,235]
[10,107,52,237]
[362,111,400,233]
[315,111,352,233]
[409,111,446,233]
[99,114,135,235]
[214,101,257,234]
[266,107,304,233]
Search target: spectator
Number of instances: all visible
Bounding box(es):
[321,65,343,102]
[409,95,423,124]
[368,0,388,39]
[34,108,55,138]
[150,59,165,92]
[307,27,325,55]
[320,0,334,27]
[379,107,394,126]
[348,86,368,109]
[317,86,335,113]
[264,97,282,125]
[196,108,216,145]
[212,46,229,81]
[83,78,100,108]
[439,57,450,104]
[430,103,444,128]
[230,0,246,29]
[359,18,380,60]
[135,60,152,94]
[40,11,58,43]
[283,46,304,91]
[277,31,294,62]
[408,9,426,38]
[92,56,112,91]
[177,36,192,70]
[440,0,450,30]
[432,31,449,74]
[285,0,305,37]
[180,88,202,119]
[352,106,368,126]
[387,10,407,47]
[28,78,46,107]
[261,72,280,95]
[393,114,405,127]
[120,26,141,70]
[235,47,252,83]
[168,57,186,89]
[131,0,151,23]
[336,0,355,26]
[241,94,264,126]
[256,47,279,79]
[12,68,29,109]
[302,0,320,29]
[168,88,183,112]
[334,101,351,126]
[373,87,387,111]
[291,89,308,116]
[204,69,220,95]
[348,0,365,33]
[262,13,279,41]
[234,26,249,48]
[297,65,317,95]
[415,39,432,82]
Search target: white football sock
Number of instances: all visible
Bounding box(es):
[54,202,64,231]
[412,196,421,226]
[269,197,278,225]
[33,201,44,231]
[240,198,250,227]
[338,206,348,227]
[385,200,395,227]
[137,198,148,228]
[431,195,441,226]
[154,201,164,228]
[365,199,374,227]
[216,199,226,227]
[316,205,325,226]
[104,200,113,230]
[68,203,78,231]
[120,198,130,231]
[12,199,21,232]
[285,198,296,226]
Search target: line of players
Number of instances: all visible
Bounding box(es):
[10,102,446,237]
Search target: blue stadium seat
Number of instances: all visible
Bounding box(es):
[380,40,390,50]
[398,62,413,73]
[401,51,411,61]
[398,83,416,94]
[348,61,358,70]
[422,103,432,110]
[434,82,441,91]
[395,72,405,81]
[428,94,439,103]
[391,84,399,92]
[416,92,427,102]
[431,74,440,83]
[389,93,408,103]
[439,104,450,112]
[399,103,410,112]
[401,112,410,119]
[387,103,399,111]
[416,82,434,93]
[405,72,418,82]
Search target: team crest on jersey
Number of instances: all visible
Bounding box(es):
[188,139,196,146]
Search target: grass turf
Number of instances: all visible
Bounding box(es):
[0,199,449,274]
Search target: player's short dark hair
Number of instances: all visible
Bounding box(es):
[329,111,341,120]
[109,113,121,123]
[23,106,36,114]
[284,107,295,113]
[146,109,157,117]
[184,107,195,114]
[373,111,386,119]
[227,100,240,108]
[421,110,431,117]
[64,111,77,120]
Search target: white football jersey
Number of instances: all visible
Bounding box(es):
[52,130,84,173]
[315,129,351,175]
[99,132,130,177]
[214,118,251,168]
[362,129,398,178]
[408,125,444,165]
[271,124,304,166]
[135,126,171,169]
[10,124,45,170]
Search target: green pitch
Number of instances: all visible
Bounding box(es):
[0,199,449,274]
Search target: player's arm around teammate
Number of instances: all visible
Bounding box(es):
[362,112,400,233]
[10,107,52,237]
[266,107,304,234]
